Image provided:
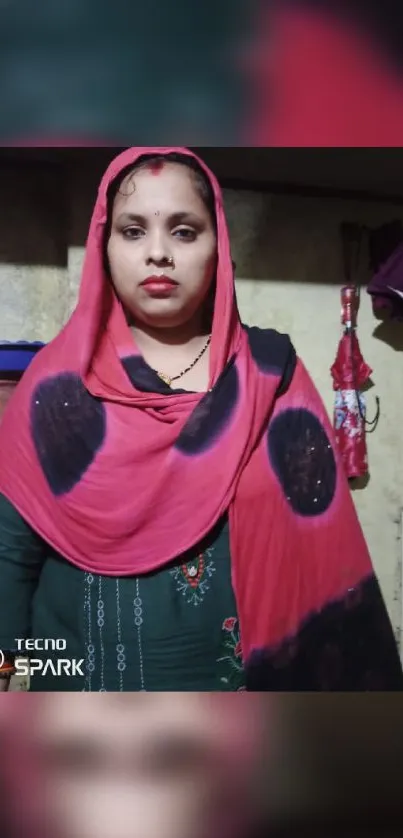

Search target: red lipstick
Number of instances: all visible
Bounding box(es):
[140,275,179,297]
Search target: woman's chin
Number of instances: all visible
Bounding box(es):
[131,304,195,332]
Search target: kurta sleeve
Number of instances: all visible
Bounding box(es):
[0,492,46,652]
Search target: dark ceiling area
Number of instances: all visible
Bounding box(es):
[1,148,403,203]
[197,148,403,203]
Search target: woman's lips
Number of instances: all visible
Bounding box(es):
[140,276,179,296]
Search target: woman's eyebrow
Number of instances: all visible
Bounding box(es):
[169,212,203,225]
[115,211,203,226]
[115,212,146,225]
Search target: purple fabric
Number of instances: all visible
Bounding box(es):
[367,241,403,321]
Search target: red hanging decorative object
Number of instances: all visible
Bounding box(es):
[330,286,373,480]
[330,223,380,482]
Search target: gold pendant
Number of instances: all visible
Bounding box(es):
[158,372,172,387]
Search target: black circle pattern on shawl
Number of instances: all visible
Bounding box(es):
[175,362,239,455]
[30,373,107,496]
[267,408,337,516]
[243,325,297,395]
[121,355,169,393]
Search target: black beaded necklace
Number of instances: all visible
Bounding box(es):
[156,334,212,388]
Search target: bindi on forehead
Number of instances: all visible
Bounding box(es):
[115,161,165,200]
[147,159,165,175]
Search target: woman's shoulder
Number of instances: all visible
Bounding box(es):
[242,322,295,353]
[241,323,297,394]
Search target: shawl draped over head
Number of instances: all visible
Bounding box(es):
[0,147,401,689]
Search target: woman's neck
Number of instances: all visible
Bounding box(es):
[130,312,210,350]
[129,312,212,393]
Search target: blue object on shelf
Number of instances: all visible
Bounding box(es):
[0,341,45,380]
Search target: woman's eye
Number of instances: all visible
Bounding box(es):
[122,227,144,239]
[173,228,197,241]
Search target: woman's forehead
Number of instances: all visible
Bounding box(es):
[112,163,210,216]
[32,693,261,760]
[117,161,198,192]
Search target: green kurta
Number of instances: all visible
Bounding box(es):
[0,493,245,691]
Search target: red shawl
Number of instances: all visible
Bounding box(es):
[0,147,396,683]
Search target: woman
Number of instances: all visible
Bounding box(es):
[0,693,266,838]
[0,146,401,692]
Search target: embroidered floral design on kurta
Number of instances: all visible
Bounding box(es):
[218,616,245,690]
[170,547,216,606]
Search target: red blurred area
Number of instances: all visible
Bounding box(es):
[248,3,403,146]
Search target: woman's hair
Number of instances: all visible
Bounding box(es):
[105,151,217,236]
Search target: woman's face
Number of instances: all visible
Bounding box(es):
[107,162,217,330]
[28,694,262,838]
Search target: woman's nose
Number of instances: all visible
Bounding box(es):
[145,230,172,266]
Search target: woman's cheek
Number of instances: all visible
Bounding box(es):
[45,776,213,838]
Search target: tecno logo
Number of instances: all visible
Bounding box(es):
[15,638,68,653]
[1,639,85,678]
[14,659,85,677]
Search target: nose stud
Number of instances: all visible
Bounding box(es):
[167,256,174,267]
